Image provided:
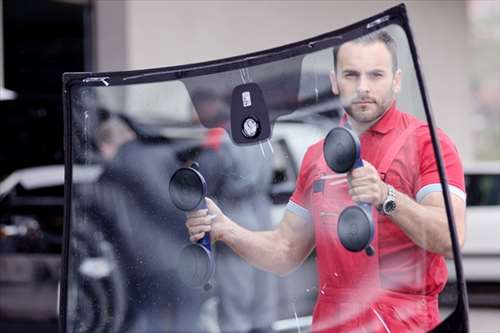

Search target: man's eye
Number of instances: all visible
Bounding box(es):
[344,73,357,78]
[371,72,384,78]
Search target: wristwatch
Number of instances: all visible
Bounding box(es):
[379,184,397,216]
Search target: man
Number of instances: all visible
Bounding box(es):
[85,115,207,332]
[186,31,466,332]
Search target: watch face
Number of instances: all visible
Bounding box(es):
[384,200,397,214]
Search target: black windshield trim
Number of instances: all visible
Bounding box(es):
[63,5,405,89]
[61,3,469,332]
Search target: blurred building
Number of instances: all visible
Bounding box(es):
[1,1,499,332]
[92,0,477,163]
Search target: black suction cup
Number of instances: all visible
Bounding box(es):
[176,244,214,288]
[169,164,214,288]
[323,126,374,256]
[337,205,374,253]
[170,167,206,211]
[323,127,360,173]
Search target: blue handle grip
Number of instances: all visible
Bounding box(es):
[359,202,372,214]
[195,199,211,251]
[352,158,364,169]
[352,158,373,213]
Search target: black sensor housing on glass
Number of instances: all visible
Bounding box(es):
[230,82,271,144]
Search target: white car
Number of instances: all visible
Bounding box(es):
[0,165,102,326]
[455,162,500,282]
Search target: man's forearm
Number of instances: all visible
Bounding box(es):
[217,212,315,276]
[186,199,315,275]
[388,190,463,256]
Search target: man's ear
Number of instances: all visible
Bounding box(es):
[393,69,402,94]
[329,70,339,95]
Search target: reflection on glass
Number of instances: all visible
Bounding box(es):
[65,23,466,333]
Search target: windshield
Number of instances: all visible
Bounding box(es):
[62,6,467,333]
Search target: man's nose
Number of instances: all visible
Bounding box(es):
[357,74,370,94]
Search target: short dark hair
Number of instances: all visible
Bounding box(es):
[333,31,398,72]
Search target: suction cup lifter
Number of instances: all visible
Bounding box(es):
[323,127,375,256]
[169,162,215,289]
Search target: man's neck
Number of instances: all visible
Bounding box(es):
[348,117,376,135]
[347,113,385,136]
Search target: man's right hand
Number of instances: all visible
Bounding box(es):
[185,198,226,243]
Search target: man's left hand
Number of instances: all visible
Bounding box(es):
[348,160,387,206]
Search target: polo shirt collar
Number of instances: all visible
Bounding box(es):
[367,101,399,134]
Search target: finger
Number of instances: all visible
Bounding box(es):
[362,159,374,168]
[351,166,380,180]
[350,167,363,178]
[186,215,214,228]
[359,160,378,173]
[348,184,378,197]
[190,232,206,243]
[186,209,208,219]
[351,166,376,179]
[350,177,365,188]
[205,197,221,214]
[350,176,379,188]
[205,197,216,206]
[351,194,377,204]
[348,184,369,195]
[189,224,211,236]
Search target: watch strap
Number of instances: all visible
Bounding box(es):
[378,184,396,215]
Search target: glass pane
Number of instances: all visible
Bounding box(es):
[64,21,466,333]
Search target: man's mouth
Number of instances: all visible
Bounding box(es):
[352,99,376,105]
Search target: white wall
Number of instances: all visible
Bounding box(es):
[95,0,473,161]
[94,0,127,72]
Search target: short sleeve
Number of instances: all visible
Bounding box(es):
[288,143,323,221]
[416,128,465,200]
[289,147,314,208]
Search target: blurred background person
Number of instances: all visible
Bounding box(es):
[192,91,278,333]
[73,113,207,332]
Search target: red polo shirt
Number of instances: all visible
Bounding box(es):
[289,103,465,296]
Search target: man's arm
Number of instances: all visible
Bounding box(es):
[348,161,466,256]
[385,190,465,256]
[186,198,316,276]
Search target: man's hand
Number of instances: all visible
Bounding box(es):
[348,160,387,206]
[185,198,227,243]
